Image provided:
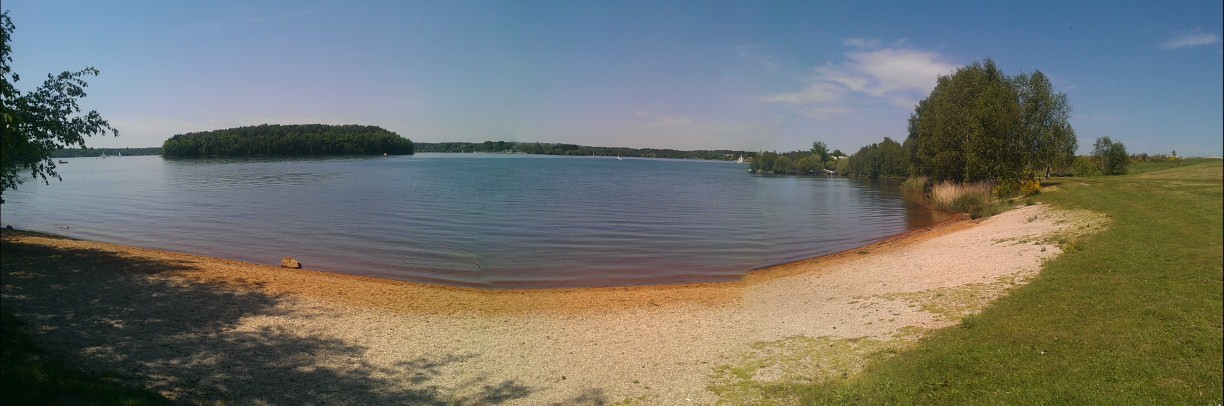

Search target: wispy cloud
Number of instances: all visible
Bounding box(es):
[842,37,880,48]
[629,113,773,150]
[1161,29,1221,50]
[731,44,780,71]
[762,41,957,118]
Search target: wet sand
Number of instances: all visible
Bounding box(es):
[0,204,1097,404]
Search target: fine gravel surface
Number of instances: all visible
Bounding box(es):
[0,204,1101,404]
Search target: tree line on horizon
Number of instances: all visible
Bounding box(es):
[415,141,752,161]
[748,141,847,175]
[161,124,414,157]
[50,147,162,158]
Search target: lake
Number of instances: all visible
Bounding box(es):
[0,154,951,289]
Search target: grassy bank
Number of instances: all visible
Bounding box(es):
[794,159,1223,403]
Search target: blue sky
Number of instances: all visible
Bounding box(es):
[5,1,1222,156]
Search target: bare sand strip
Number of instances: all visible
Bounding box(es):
[0,204,1103,405]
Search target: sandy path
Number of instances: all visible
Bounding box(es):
[0,204,1099,404]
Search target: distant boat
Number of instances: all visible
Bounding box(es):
[617,155,623,160]
[100,152,107,158]
[117,152,122,157]
[57,160,68,164]
[736,156,744,164]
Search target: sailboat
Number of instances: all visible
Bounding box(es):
[736,155,744,164]
[616,155,623,161]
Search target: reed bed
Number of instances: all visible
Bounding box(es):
[930,181,997,217]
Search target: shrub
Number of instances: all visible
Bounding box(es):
[901,176,929,193]
[1073,156,1100,176]
[1093,136,1129,175]
[992,180,1020,198]
[1021,179,1041,196]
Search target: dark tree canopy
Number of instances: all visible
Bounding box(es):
[1,11,118,202]
[162,124,414,157]
[844,137,906,178]
[905,59,1076,183]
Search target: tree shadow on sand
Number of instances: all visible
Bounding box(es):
[0,234,537,404]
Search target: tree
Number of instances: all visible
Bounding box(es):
[773,155,795,174]
[1,11,118,202]
[1015,71,1077,178]
[796,154,822,174]
[810,141,830,164]
[905,59,1077,184]
[1093,136,1129,175]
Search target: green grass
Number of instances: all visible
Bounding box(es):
[1,311,172,405]
[784,159,1223,404]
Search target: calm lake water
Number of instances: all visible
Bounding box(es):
[1,154,950,289]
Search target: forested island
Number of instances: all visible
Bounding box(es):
[416,141,750,161]
[161,124,414,157]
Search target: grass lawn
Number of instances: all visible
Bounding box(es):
[797,159,1223,404]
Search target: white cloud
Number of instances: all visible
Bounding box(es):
[762,41,957,117]
[731,44,780,71]
[842,38,880,48]
[1161,30,1221,50]
[627,114,774,150]
[760,80,845,105]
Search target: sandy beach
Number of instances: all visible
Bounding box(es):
[0,204,1103,404]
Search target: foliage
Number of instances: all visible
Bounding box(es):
[905,59,1076,183]
[1020,178,1042,196]
[51,147,162,157]
[773,156,795,174]
[162,124,413,157]
[810,141,831,163]
[1092,136,1129,175]
[415,141,750,161]
[796,160,1223,404]
[901,176,929,193]
[1073,155,1101,176]
[1,11,118,203]
[796,155,823,174]
[844,137,906,178]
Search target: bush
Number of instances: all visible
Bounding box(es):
[1073,156,1101,177]
[1021,179,1041,196]
[992,180,1020,198]
[950,193,987,213]
[1093,136,1129,175]
[901,176,929,193]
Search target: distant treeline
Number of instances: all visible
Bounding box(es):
[51,147,163,158]
[162,124,414,157]
[415,141,750,161]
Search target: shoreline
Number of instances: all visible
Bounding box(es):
[0,209,967,297]
[0,214,969,315]
[0,204,1090,404]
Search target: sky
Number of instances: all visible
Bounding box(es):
[5,1,1222,156]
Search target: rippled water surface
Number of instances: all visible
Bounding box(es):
[1,154,950,288]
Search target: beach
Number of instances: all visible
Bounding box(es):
[0,204,1102,404]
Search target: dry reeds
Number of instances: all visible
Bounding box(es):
[930,181,994,214]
